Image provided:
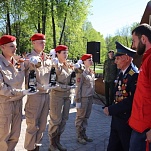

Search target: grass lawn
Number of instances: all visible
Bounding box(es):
[95,68,103,73]
[90,64,103,74]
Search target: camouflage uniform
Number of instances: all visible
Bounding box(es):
[103,57,118,106]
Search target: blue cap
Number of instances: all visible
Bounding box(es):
[115,41,136,58]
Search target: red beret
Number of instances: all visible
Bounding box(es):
[30,33,45,41]
[0,35,16,46]
[55,45,68,52]
[81,54,92,61]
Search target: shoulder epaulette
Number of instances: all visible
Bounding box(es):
[128,69,135,76]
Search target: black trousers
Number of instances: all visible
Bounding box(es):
[107,126,132,151]
[105,81,115,106]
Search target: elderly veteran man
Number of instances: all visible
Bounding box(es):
[0,35,32,151]
[24,33,54,151]
[103,41,138,151]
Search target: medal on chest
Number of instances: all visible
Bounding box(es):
[115,73,128,103]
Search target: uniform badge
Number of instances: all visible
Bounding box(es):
[118,80,121,85]
[123,90,126,93]
[77,78,81,83]
[118,86,121,90]
[121,84,126,90]
[123,92,128,97]
[123,78,128,83]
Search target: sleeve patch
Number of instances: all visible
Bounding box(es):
[77,78,81,83]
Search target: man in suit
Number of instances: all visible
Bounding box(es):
[103,41,138,151]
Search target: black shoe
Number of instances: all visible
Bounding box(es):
[56,143,67,151]
[77,137,87,145]
[35,146,39,151]
[84,137,93,142]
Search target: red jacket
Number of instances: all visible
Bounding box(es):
[129,48,151,133]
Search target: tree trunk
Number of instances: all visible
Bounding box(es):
[42,0,48,34]
[6,6,11,35]
[51,0,56,47]
[38,11,41,33]
[59,0,71,44]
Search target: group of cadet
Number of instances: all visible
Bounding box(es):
[0,32,96,151]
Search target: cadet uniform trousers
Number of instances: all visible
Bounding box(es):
[0,99,22,151]
[75,96,93,130]
[24,93,49,150]
[24,50,52,150]
[48,90,71,138]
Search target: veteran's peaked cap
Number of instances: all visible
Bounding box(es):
[115,41,136,58]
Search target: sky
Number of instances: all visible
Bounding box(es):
[88,0,150,37]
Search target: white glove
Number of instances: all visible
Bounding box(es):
[73,63,80,69]
[61,84,77,89]
[80,64,85,70]
[52,58,59,65]
[76,103,81,109]
[43,84,52,90]
[49,49,56,59]
[43,84,58,90]
[77,60,83,64]
[103,80,105,83]
[22,89,38,95]
[29,56,41,65]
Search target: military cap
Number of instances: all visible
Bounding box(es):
[55,45,68,52]
[108,50,114,53]
[81,54,92,61]
[0,35,16,46]
[30,33,45,41]
[115,41,136,58]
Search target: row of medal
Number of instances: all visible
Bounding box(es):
[115,76,129,103]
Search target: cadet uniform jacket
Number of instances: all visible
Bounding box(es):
[108,63,138,129]
[51,61,74,94]
[0,54,25,103]
[103,58,118,82]
[129,48,151,133]
[75,69,95,103]
[25,50,53,93]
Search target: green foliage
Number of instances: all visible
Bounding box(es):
[0,0,140,65]
[104,22,139,62]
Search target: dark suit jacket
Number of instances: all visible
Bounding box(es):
[108,63,138,130]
